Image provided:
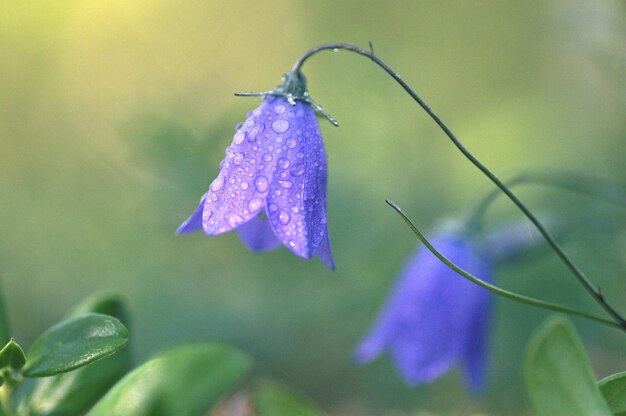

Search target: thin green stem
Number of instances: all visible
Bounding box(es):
[292,43,626,329]
[385,199,621,330]
[468,171,626,228]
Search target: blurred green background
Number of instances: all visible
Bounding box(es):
[2,1,626,414]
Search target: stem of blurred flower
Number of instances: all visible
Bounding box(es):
[468,171,626,228]
[292,43,626,330]
[385,199,621,330]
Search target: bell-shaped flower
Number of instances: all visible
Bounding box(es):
[354,230,491,392]
[177,90,334,269]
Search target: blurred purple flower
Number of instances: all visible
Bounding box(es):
[177,95,334,269]
[354,232,491,392]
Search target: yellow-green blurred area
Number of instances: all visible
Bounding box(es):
[2,0,626,414]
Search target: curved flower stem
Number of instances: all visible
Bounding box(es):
[292,43,626,329]
[468,171,626,227]
[385,199,621,330]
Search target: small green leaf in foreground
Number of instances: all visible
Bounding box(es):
[88,343,251,416]
[255,381,326,416]
[14,294,133,415]
[523,315,612,416]
[22,313,128,377]
[599,371,626,416]
[0,339,26,369]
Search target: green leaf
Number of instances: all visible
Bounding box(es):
[523,315,612,416]
[64,292,130,325]
[255,381,326,416]
[88,344,251,416]
[14,295,133,416]
[599,371,626,416]
[0,339,26,369]
[22,313,128,378]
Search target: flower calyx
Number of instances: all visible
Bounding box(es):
[235,69,338,127]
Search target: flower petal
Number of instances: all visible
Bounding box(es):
[461,276,491,393]
[236,214,281,252]
[266,101,329,260]
[357,234,492,388]
[314,227,335,270]
[176,193,206,234]
[354,303,394,364]
[201,99,282,235]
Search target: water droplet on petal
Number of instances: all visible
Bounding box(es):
[277,158,290,169]
[269,203,278,212]
[248,198,263,212]
[274,104,286,114]
[233,152,244,165]
[279,211,291,224]
[272,119,289,133]
[247,123,265,142]
[288,240,296,248]
[321,217,327,224]
[226,213,243,227]
[279,180,293,189]
[255,176,269,193]
[286,138,297,148]
[297,152,304,159]
[233,132,245,145]
[240,181,249,190]
[291,162,305,176]
[210,176,224,191]
[263,153,273,162]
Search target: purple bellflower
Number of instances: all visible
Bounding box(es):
[177,70,334,269]
[354,230,491,392]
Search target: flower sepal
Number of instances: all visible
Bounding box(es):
[235,69,338,127]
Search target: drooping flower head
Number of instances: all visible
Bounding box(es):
[354,226,491,392]
[177,70,334,269]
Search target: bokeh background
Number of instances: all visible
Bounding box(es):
[2,1,626,414]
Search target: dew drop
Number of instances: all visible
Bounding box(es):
[296,152,304,159]
[268,203,278,212]
[321,217,327,224]
[278,171,289,179]
[291,162,305,176]
[254,176,269,192]
[240,181,249,190]
[234,132,245,145]
[272,119,289,133]
[280,180,293,189]
[279,211,291,224]
[263,153,273,162]
[277,157,290,169]
[288,240,296,248]
[248,198,263,212]
[274,104,286,114]
[210,176,224,191]
[247,123,264,142]
[226,213,243,227]
[233,152,244,165]
[286,138,297,148]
